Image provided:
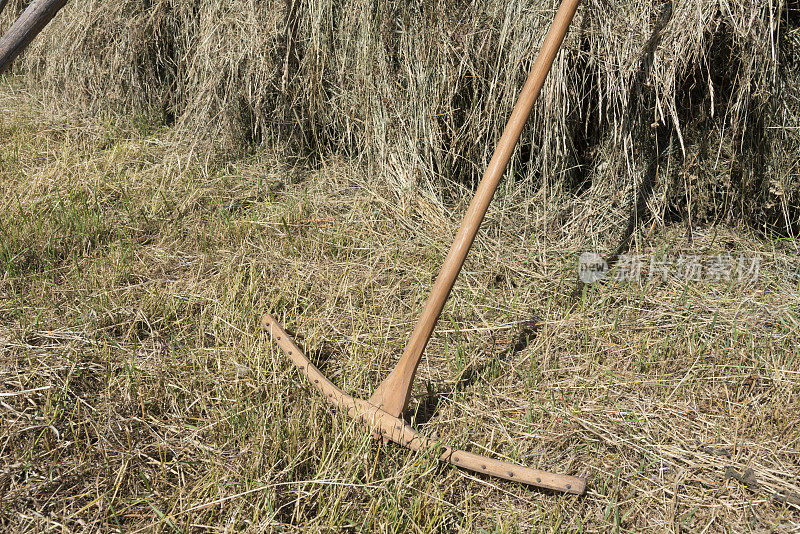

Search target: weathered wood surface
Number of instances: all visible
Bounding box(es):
[0,0,68,75]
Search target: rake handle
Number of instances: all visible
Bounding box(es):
[263,314,586,494]
[370,0,582,418]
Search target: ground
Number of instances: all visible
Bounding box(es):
[1,83,799,532]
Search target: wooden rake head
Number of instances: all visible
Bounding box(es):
[264,0,586,495]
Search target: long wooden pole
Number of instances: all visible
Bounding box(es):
[0,0,68,75]
[369,0,581,418]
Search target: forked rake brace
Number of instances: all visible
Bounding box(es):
[264,0,586,495]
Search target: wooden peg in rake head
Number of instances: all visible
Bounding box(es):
[264,0,586,495]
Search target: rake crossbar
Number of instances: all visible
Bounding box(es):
[262,314,585,494]
[264,0,586,495]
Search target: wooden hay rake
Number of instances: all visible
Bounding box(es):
[265,0,586,495]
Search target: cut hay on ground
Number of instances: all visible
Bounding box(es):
[0,88,799,531]
[1,0,799,531]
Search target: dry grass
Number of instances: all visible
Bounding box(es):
[1,83,799,532]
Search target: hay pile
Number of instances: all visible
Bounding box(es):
[4,0,799,233]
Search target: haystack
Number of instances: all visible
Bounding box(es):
[4,0,798,233]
